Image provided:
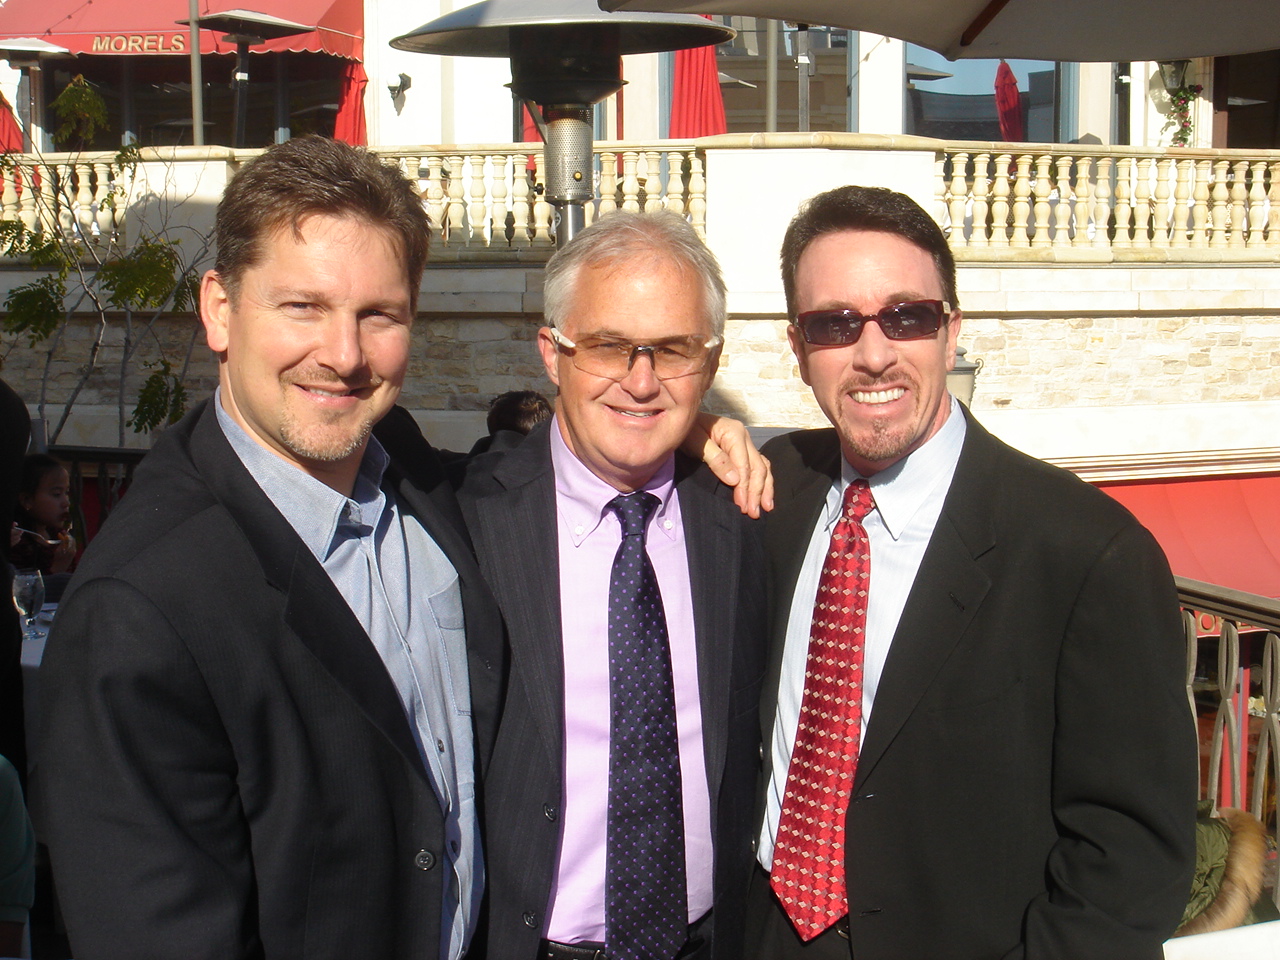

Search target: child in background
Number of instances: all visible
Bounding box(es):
[10,453,77,577]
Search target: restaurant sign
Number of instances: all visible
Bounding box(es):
[90,34,188,54]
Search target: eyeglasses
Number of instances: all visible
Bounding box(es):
[793,300,952,346]
[548,328,722,381]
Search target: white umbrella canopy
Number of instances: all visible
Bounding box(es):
[599,0,1280,62]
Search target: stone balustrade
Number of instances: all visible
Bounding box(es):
[5,136,1279,262]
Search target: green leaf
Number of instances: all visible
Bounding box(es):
[128,360,188,433]
[97,238,184,310]
[3,275,66,344]
[50,75,109,146]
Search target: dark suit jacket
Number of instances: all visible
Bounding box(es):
[37,400,504,960]
[761,410,1196,960]
[454,422,768,960]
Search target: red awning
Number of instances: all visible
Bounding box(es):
[0,0,362,60]
[1097,474,1280,599]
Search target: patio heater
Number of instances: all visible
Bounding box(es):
[181,10,313,148]
[391,0,733,246]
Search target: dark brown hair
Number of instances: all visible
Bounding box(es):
[214,135,430,307]
[780,185,958,318]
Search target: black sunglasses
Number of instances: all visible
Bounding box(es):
[794,300,952,346]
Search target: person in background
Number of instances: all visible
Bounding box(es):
[0,754,34,958]
[11,454,77,577]
[468,390,554,457]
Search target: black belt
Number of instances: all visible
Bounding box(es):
[540,912,711,960]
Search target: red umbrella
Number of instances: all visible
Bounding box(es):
[333,60,368,146]
[0,90,24,153]
[669,16,727,138]
[995,59,1023,142]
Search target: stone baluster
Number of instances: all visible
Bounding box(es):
[94,160,116,244]
[510,161,531,248]
[947,152,970,246]
[1071,156,1092,246]
[1153,158,1172,245]
[934,153,949,234]
[1010,154,1032,246]
[1266,160,1280,248]
[423,156,446,248]
[1246,160,1267,249]
[620,151,641,213]
[687,152,707,238]
[1053,155,1072,247]
[16,162,39,234]
[490,155,510,248]
[1190,160,1211,246]
[54,168,75,243]
[644,151,666,214]
[468,155,488,247]
[532,154,554,248]
[597,152,619,218]
[446,156,467,248]
[73,161,96,244]
[970,153,991,247]
[1091,157,1112,249]
[1131,157,1153,248]
[2,163,19,236]
[1208,159,1230,247]
[1172,158,1192,248]
[1228,160,1248,248]
[1029,154,1050,246]
[990,153,1011,247]
[1112,157,1132,247]
[664,150,688,217]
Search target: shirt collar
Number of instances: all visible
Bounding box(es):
[548,413,680,547]
[214,387,390,560]
[825,395,967,541]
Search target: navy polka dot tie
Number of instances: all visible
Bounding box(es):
[605,492,687,960]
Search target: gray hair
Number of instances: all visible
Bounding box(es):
[543,211,727,337]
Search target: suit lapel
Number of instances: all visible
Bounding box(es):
[677,461,739,802]
[471,430,566,766]
[854,414,998,787]
[188,403,429,780]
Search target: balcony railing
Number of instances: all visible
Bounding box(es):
[5,137,1280,264]
[1180,577,1280,908]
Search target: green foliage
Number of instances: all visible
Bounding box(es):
[98,238,185,311]
[129,360,188,434]
[3,275,67,344]
[50,75,109,147]
[0,219,66,270]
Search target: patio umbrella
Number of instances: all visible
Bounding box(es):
[994,59,1022,141]
[599,0,1280,62]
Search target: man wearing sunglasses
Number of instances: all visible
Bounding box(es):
[454,211,766,960]
[750,186,1195,960]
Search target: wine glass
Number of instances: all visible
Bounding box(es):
[12,568,45,640]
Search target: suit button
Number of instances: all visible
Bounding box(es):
[414,849,437,870]
[522,911,538,928]
[543,803,558,822]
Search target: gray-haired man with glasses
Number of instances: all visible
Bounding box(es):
[453,211,767,960]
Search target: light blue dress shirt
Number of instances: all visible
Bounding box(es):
[215,395,480,960]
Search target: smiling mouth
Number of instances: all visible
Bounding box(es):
[612,407,660,418]
[851,387,905,405]
[298,384,368,400]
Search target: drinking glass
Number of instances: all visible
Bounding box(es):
[12,568,45,640]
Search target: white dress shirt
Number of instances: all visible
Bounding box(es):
[758,397,966,869]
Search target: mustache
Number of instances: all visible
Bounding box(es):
[284,367,384,389]
[839,371,917,393]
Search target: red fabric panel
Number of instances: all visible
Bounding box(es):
[995,59,1023,142]
[333,59,367,146]
[0,0,362,59]
[1096,474,1280,598]
[0,90,23,152]
[669,16,726,139]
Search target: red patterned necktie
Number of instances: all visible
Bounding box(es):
[770,479,875,940]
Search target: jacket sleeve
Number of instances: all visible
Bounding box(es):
[38,576,261,960]
[1014,522,1198,960]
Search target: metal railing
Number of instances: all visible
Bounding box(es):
[1179,576,1280,907]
